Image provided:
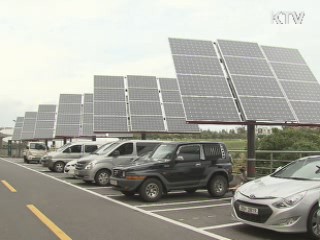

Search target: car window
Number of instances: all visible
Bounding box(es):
[272,158,320,180]
[137,143,159,156]
[177,145,200,161]
[35,143,46,150]
[85,145,98,153]
[203,144,223,161]
[65,145,82,153]
[113,143,133,156]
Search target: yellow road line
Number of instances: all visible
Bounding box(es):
[27,204,72,240]
[1,180,17,192]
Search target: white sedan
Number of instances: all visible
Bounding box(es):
[232,155,320,240]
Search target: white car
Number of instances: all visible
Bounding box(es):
[232,155,320,239]
[64,159,78,178]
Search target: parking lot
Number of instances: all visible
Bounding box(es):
[2,157,314,240]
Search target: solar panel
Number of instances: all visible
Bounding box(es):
[163,103,185,118]
[240,97,295,121]
[261,46,306,64]
[127,75,158,89]
[269,62,317,82]
[129,101,163,116]
[217,39,264,58]
[12,117,24,141]
[21,112,37,140]
[169,38,217,56]
[161,91,183,103]
[128,88,160,101]
[177,74,232,97]
[159,78,179,91]
[130,116,165,132]
[217,39,297,122]
[169,38,241,123]
[34,104,56,139]
[223,57,273,76]
[262,46,320,124]
[182,97,240,121]
[94,76,128,132]
[172,55,224,75]
[166,118,200,133]
[55,94,82,137]
[231,75,284,97]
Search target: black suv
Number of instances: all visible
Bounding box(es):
[110,142,233,202]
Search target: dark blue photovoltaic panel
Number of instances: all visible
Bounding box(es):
[217,39,264,58]
[34,104,56,139]
[12,117,24,141]
[21,112,37,140]
[169,38,216,56]
[261,46,306,64]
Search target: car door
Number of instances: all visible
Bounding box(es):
[110,142,135,166]
[84,144,99,157]
[164,144,205,189]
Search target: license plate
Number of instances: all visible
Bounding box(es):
[110,180,117,186]
[239,205,259,215]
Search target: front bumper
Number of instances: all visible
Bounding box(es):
[231,193,308,233]
[74,169,95,181]
[109,177,142,192]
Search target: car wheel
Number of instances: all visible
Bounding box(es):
[121,191,135,197]
[54,161,65,173]
[307,204,320,239]
[185,188,197,194]
[139,178,163,202]
[208,175,228,197]
[23,156,27,162]
[94,169,110,186]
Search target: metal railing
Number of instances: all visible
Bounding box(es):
[230,150,320,178]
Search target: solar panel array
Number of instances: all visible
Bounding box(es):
[169,38,320,125]
[217,39,296,122]
[34,105,57,139]
[169,38,241,122]
[262,46,320,124]
[20,112,38,140]
[12,117,24,141]
[55,94,82,137]
[94,75,199,133]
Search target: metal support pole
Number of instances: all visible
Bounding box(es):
[92,136,96,141]
[247,124,256,179]
[63,138,67,145]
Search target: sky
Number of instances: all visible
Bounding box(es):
[0,0,319,130]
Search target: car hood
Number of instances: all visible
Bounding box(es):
[77,154,101,163]
[238,175,320,198]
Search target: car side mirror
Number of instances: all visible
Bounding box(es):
[175,155,184,161]
[111,150,120,157]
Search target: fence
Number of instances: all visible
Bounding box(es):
[230,150,320,177]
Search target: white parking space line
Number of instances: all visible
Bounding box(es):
[200,222,243,230]
[136,198,231,208]
[85,186,112,190]
[1,158,233,240]
[150,203,230,213]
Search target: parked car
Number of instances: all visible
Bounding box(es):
[232,155,320,240]
[23,142,48,163]
[40,141,105,173]
[74,140,161,186]
[64,141,117,178]
[110,142,233,202]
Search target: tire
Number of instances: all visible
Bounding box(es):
[185,188,197,194]
[208,175,228,197]
[139,178,163,202]
[121,191,135,197]
[53,161,65,173]
[23,156,27,162]
[307,204,320,239]
[94,169,110,186]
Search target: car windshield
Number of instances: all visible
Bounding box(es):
[92,142,117,155]
[57,143,72,152]
[149,144,176,161]
[272,157,320,181]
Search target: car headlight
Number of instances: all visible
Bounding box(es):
[234,189,240,199]
[273,191,306,208]
[85,161,97,170]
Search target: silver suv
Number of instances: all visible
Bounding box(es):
[74,140,161,186]
[40,141,105,173]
